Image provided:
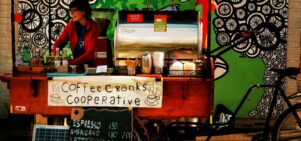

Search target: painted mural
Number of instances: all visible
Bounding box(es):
[16,0,288,118]
[212,0,288,118]
[17,0,195,55]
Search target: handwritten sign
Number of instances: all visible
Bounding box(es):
[48,76,163,108]
[70,108,133,141]
[127,14,143,23]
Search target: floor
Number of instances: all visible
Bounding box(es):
[195,129,262,141]
[0,114,269,141]
[0,115,32,141]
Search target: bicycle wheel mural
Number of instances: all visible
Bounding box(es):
[212,0,288,118]
[18,0,70,55]
[17,0,193,54]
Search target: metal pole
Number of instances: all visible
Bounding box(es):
[48,1,52,55]
[207,0,211,57]
[205,0,212,78]
[11,0,16,75]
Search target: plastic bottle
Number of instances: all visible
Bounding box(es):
[22,47,31,65]
[54,48,61,67]
[62,48,68,66]
[38,48,44,66]
[31,47,39,66]
[15,51,22,66]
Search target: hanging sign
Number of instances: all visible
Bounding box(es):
[127,14,143,23]
[48,76,163,108]
[154,14,167,32]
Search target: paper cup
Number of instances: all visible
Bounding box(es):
[153,51,164,68]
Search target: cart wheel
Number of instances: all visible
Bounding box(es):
[159,122,200,141]
[144,120,166,140]
[132,117,149,141]
[133,128,147,141]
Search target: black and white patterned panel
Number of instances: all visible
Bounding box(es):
[18,0,98,54]
[213,0,288,118]
[18,0,71,54]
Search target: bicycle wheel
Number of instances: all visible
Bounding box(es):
[21,9,43,33]
[272,103,301,141]
[253,23,280,51]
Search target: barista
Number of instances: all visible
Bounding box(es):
[52,0,100,66]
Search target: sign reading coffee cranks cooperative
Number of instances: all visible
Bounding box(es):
[48,76,163,108]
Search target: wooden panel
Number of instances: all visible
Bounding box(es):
[136,78,213,119]
[8,76,71,115]
[9,77,31,114]
[94,38,108,66]
[29,79,44,114]
[7,74,213,119]
[30,80,71,115]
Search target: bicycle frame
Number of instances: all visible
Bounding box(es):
[209,23,280,60]
[210,32,253,59]
[206,69,301,141]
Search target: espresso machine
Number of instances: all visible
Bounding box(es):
[114,11,203,76]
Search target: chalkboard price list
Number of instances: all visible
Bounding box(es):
[70,108,132,141]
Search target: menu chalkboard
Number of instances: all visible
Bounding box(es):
[70,108,133,141]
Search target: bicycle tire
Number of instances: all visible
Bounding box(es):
[272,103,301,141]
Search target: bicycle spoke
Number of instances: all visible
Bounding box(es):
[21,9,42,32]
[278,130,301,140]
[274,105,301,141]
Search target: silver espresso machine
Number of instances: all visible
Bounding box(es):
[113,11,203,75]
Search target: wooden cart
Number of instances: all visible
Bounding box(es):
[0,59,214,140]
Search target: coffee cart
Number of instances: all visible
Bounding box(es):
[1,11,214,140]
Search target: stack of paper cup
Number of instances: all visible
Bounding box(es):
[153,52,165,74]
[184,62,196,76]
[169,61,183,76]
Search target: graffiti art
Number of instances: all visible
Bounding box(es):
[212,0,288,118]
